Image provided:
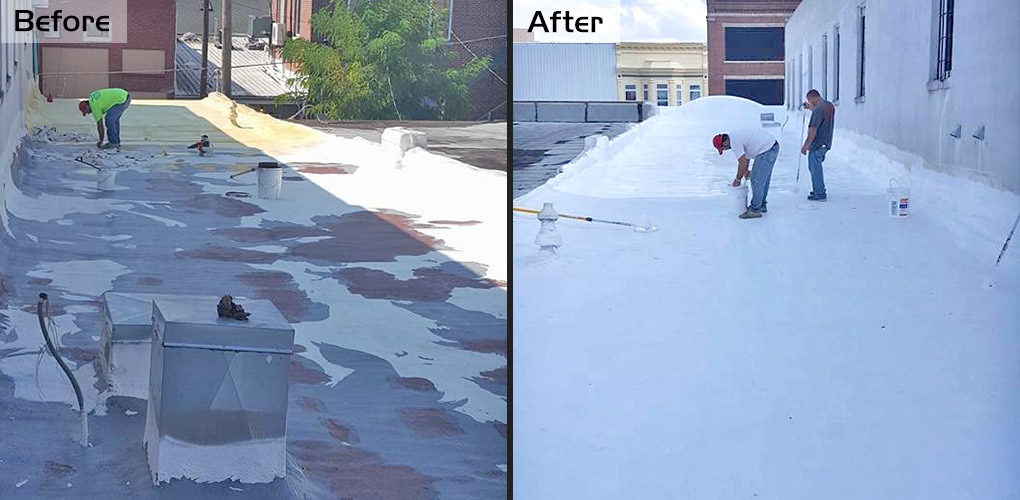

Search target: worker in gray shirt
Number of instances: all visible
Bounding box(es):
[800,89,835,201]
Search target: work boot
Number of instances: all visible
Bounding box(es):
[807,192,827,201]
[739,209,762,219]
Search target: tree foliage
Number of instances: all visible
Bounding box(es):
[280,0,490,120]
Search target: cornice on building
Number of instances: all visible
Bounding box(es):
[618,42,707,51]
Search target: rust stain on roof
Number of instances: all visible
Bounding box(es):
[390,377,437,392]
[400,408,465,436]
[335,266,494,302]
[290,440,436,500]
[323,418,357,443]
[461,339,507,357]
[297,396,325,413]
[238,270,322,322]
[290,357,331,386]
[178,245,280,264]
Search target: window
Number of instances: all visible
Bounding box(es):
[295,0,302,36]
[44,20,60,39]
[834,25,840,101]
[808,45,813,91]
[624,84,637,101]
[821,34,828,98]
[797,55,802,108]
[725,79,783,105]
[83,22,112,42]
[857,5,866,100]
[675,84,683,105]
[725,27,784,61]
[656,83,669,106]
[935,0,954,80]
[689,84,702,101]
[643,84,648,101]
[123,49,165,74]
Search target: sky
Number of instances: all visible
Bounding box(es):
[513,0,708,43]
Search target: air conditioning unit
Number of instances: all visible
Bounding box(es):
[271,23,285,47]
[249,16,273,39]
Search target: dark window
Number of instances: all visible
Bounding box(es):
[689,84,701,101]
[834,25,840,101]
[936,0,954,80]
[725,27,784,61]
[857,6,865,99]
[656,84,668,106]
[808,45,813,90]
[625,84,636,101]
[643,84,648,101]
[725,79,784,105]
[822,34,828,98]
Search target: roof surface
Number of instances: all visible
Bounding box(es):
[0,93,506,498]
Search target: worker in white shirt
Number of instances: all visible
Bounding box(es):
[713,128,780,219]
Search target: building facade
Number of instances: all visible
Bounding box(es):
[616,43,707,107]
[706,0,801,105]
[786,0,1020,193]
[38,1,177,99]
[512,43,617,101]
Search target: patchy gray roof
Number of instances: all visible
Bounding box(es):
[175,35,292,99]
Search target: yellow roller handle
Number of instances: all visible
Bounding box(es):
[513,207,592,222]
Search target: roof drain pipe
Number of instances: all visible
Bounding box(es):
[37,293,88,447]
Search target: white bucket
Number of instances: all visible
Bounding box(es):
[257,162,283,199]
[887,179,910,218]
[97,169,115,191]
[727,182,748,215]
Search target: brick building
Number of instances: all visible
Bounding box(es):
[706,0,801,105]
[446,0,507,119]
[272,0,507,120]
[39,0,177,99]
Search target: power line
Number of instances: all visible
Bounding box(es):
[450,31,506,86]
[445,34,506,45]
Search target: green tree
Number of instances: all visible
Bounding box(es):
[280,0,490,120]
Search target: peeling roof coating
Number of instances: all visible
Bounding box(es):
[0,91,506,498]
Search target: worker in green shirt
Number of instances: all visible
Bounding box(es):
[78,88,131,150]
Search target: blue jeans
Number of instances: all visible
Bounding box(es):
[808,144,828,196]
[104,94,131,145]
[749,141,779,212]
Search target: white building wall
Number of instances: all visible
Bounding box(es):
[512,43,618,101]
[786,0,1020,193]
[1,0,38,236]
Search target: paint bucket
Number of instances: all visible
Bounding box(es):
[887,179,910,218]
[727,182,748,215]
[97,169,115,191]
[257,162,282,199]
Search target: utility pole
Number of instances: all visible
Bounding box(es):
[200,0,210,97]
[220,0,232,97]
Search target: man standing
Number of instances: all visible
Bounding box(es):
[801,89,835,201]
[713,128,780,219]
[78,88,131,150]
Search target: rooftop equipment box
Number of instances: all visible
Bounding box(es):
[100,293,215,399]
[144,296,294,485]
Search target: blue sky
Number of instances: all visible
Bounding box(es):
[514,0,708,43]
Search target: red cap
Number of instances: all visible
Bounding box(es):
[713,134,726,155]
[78,100,89,116]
